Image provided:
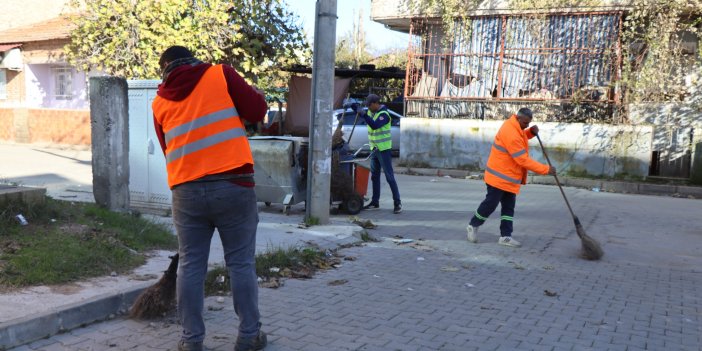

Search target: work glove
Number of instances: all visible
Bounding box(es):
[530,125,539,135]
[351,103,360,113]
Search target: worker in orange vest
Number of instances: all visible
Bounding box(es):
[152,46,267,351]
[466,108,556,247]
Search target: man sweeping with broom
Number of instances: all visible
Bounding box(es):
[466,108,556,247]
[149,46,267,351]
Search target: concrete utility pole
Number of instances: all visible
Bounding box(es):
[89,77,129,211]
[306,0,337,224]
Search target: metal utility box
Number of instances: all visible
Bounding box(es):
[127,80,172,214]
[127,82,309,214]
[249,136,308,214]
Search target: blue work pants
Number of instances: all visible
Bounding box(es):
[369,149,401,206]
[172,181,261,343]
[469,184,516,237]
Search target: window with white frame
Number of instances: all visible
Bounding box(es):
[0,69,7,99]
[53,66,73,100]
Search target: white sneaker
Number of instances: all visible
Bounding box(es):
[466,226,478,243]
[498,236,521,247]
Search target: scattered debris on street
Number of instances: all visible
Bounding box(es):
[544,290,558,297]
[350,216,377,229]
[440,266,460,272]
[205,245,351,292]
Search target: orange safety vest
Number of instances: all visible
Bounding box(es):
[484,115,549,194]
[152,64,253,188]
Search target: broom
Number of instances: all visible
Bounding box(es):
[535,134,604,260]
[129,253,179,319]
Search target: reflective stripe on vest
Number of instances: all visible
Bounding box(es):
[493,142,526,158]
[367,110,392,151]
[152,64,253,188]
[486,166,522,184]
[165,107,239,144]
[166,126,247,164]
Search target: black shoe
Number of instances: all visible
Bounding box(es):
[393,204,402,214]
[363,202,380,210]
[177,341,203,351]
[235,331,267,351]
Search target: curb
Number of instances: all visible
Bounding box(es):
[0,282,149,350]
[0,186,46,207]
[395,167,701,199]
[530,175,702,198]
[0,231,364,350]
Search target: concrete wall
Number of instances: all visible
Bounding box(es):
[27,108,90,144]
[24,65,50,108]
[0,69,24,106]
[629,103,702,177]
[0,108,16,141]
[25,64,89,109]
[406,99,619,123]
[0,108,90,145]
[629,103,702,137]
[20,39,72,65]
[370,0,416,31]
[400,117,653,178]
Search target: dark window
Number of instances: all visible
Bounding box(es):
[390,114,401,126]
[342,112,366,125]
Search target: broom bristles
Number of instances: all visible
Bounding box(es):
[575,223,604,260]
[129,253,179,319]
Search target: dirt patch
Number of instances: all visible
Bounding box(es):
[59,223,91,235]
[49,283,84,295]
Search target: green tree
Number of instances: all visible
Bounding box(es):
[371,48,408,69]
[335,9,373,69]
[65,0,310,92]
[334,9,407,102]
[371,48,408,101]
[619,0,702,103]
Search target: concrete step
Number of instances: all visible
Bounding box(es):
[0,185,46,206]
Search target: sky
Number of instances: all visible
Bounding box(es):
[285,0,409,54]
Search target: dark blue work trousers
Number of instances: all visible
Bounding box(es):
[469,184,516,237]
[369,149,401,206]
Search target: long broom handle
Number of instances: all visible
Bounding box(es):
[535,133,577,220]
[348,108,361,144]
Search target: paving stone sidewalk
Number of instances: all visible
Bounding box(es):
[9,242,701,351]
[9,174,701,351]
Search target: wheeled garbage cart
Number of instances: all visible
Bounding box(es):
[249,136,308,214]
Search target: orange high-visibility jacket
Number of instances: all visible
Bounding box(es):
[152,64,253,188]
[484,115,549,194]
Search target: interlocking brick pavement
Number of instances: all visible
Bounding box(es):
[9,175,702,351]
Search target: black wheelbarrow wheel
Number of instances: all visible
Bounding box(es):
[344,193,363,215]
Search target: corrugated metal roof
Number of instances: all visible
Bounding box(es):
[0,17,74,44]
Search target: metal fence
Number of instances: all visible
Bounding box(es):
[405,12,624,118]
